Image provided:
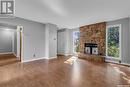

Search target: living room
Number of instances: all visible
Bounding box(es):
[0,0,130,87]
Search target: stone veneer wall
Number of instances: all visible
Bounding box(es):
[80,22,106,56]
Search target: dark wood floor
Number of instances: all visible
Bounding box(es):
[0,55,130,87]
[0,54,19,66]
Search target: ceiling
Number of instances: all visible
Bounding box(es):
[15,0,130,28]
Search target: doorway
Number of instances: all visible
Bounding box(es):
[0,23,23,65]
[73,31,80,54]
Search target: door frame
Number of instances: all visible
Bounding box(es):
[17,26,24,62]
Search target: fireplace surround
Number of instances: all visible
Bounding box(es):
[79,22,106,56]
[78,22,106,62]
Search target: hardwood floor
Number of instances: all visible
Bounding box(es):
[0,54,19,66]
[0,55,130,87]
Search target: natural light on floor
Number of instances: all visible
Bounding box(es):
[64,56,78,65]
[112,65,130,84]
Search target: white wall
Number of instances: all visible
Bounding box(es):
[129,17,130,65]
[0,17,46,62]
[0,29,13,53]
[65,29,71,55]
[69,28,80,54]
[0,29,17,55]
[11,30,17,56]
[57,29,66,55]
[57,28,79,56]
[45,23,58,58]
[107,18,130,65]
[49,24,57,58]
[14,30,17,56]
[0,24,17,55]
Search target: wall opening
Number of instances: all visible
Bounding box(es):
[73,31,80,54]
[0,23,23,63]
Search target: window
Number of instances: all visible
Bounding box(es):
[106,24,121,59]
[73,31,80,53]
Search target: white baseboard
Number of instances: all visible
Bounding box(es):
[57,53,65,55]
[22,57,46,63]
[57,53,73,56]
[64,54,73,56]
[49,56,57,59]
[105,59,119,64]
[0,52,14,55]
[12,52,17,57]
[44,56,57,59]
[0,52,18,57]
[105,60,130,66]
[22,56,58,63]
[121,63,130,66]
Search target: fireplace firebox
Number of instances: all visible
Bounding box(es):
[84,43,98,55]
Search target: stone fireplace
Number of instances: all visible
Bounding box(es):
[78,22,106,62]
[79,22,106,56]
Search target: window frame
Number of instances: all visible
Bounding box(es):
[73,31,80,54]
[106,24,122,60]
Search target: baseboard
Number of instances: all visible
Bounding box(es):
[105,60,130,67]
[120,63,130,66]
[12,52,17,57]
[0,52,14,55]
[22,57,46,63]
[64,54,73,56]
[49,56,57,59]
[22,56,58,63]
[12,52,20,60]
[57,53,73,56]
[44,56,57,59]
[57,54,65,56]
[105,59,119,64]
[57,53,65,55]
